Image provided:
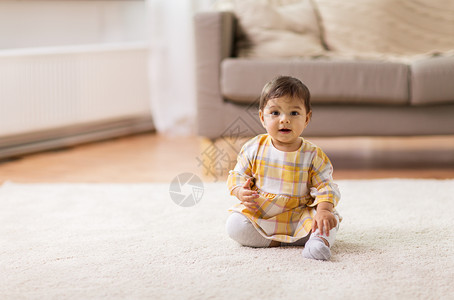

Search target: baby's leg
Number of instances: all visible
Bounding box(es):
[302,214,340,260]
[226,212,278,247]
[281,235,310,247]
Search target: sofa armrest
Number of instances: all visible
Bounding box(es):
[194,11,235,138]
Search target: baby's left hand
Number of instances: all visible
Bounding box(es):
[312,202,337,236]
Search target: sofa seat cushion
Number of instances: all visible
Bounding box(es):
[411,56,454,106]
[221,58,409,105]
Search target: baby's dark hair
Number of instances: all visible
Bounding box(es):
[259,75,311,114]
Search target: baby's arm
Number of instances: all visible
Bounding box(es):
[312,201,337,236]
[309,148,340,236]
[231,178,259,211]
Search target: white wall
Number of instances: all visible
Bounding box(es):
[0,0,147,49]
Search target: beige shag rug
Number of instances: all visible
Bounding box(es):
[1,179,453,300]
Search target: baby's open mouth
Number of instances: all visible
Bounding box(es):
[279,128,291,132]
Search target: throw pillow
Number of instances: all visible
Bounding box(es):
[214,0,326,58]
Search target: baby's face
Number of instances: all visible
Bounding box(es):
[259,96,311,152]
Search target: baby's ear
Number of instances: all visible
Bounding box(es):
[259,110,266,127]
[305,111,312,126]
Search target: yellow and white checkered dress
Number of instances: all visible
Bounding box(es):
[227,134,341,243]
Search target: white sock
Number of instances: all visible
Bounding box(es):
[302,237,331,260]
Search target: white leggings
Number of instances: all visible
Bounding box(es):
[226,212,339,248]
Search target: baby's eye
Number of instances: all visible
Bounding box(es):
[290,111,299,116]
[270,111,279,116]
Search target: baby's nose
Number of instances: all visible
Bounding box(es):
[280,114,290,123]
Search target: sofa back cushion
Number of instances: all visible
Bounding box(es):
[215,0,454,58]
[214,0,326,58]
[314,0,454,56]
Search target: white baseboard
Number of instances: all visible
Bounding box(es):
[0,116,155,159]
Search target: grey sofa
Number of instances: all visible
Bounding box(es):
[194,11,454,139]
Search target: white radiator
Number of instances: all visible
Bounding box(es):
[0,43,154,158]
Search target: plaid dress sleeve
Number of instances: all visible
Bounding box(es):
[308,147,340,208]
[226,137,256,195]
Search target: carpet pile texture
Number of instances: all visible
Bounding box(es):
[1,179,453,299]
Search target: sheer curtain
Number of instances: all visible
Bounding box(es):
[147,0,213,136]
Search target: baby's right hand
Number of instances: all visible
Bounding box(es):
[234,178,259,210]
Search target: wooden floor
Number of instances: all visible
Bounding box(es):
[1,132,454,184]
